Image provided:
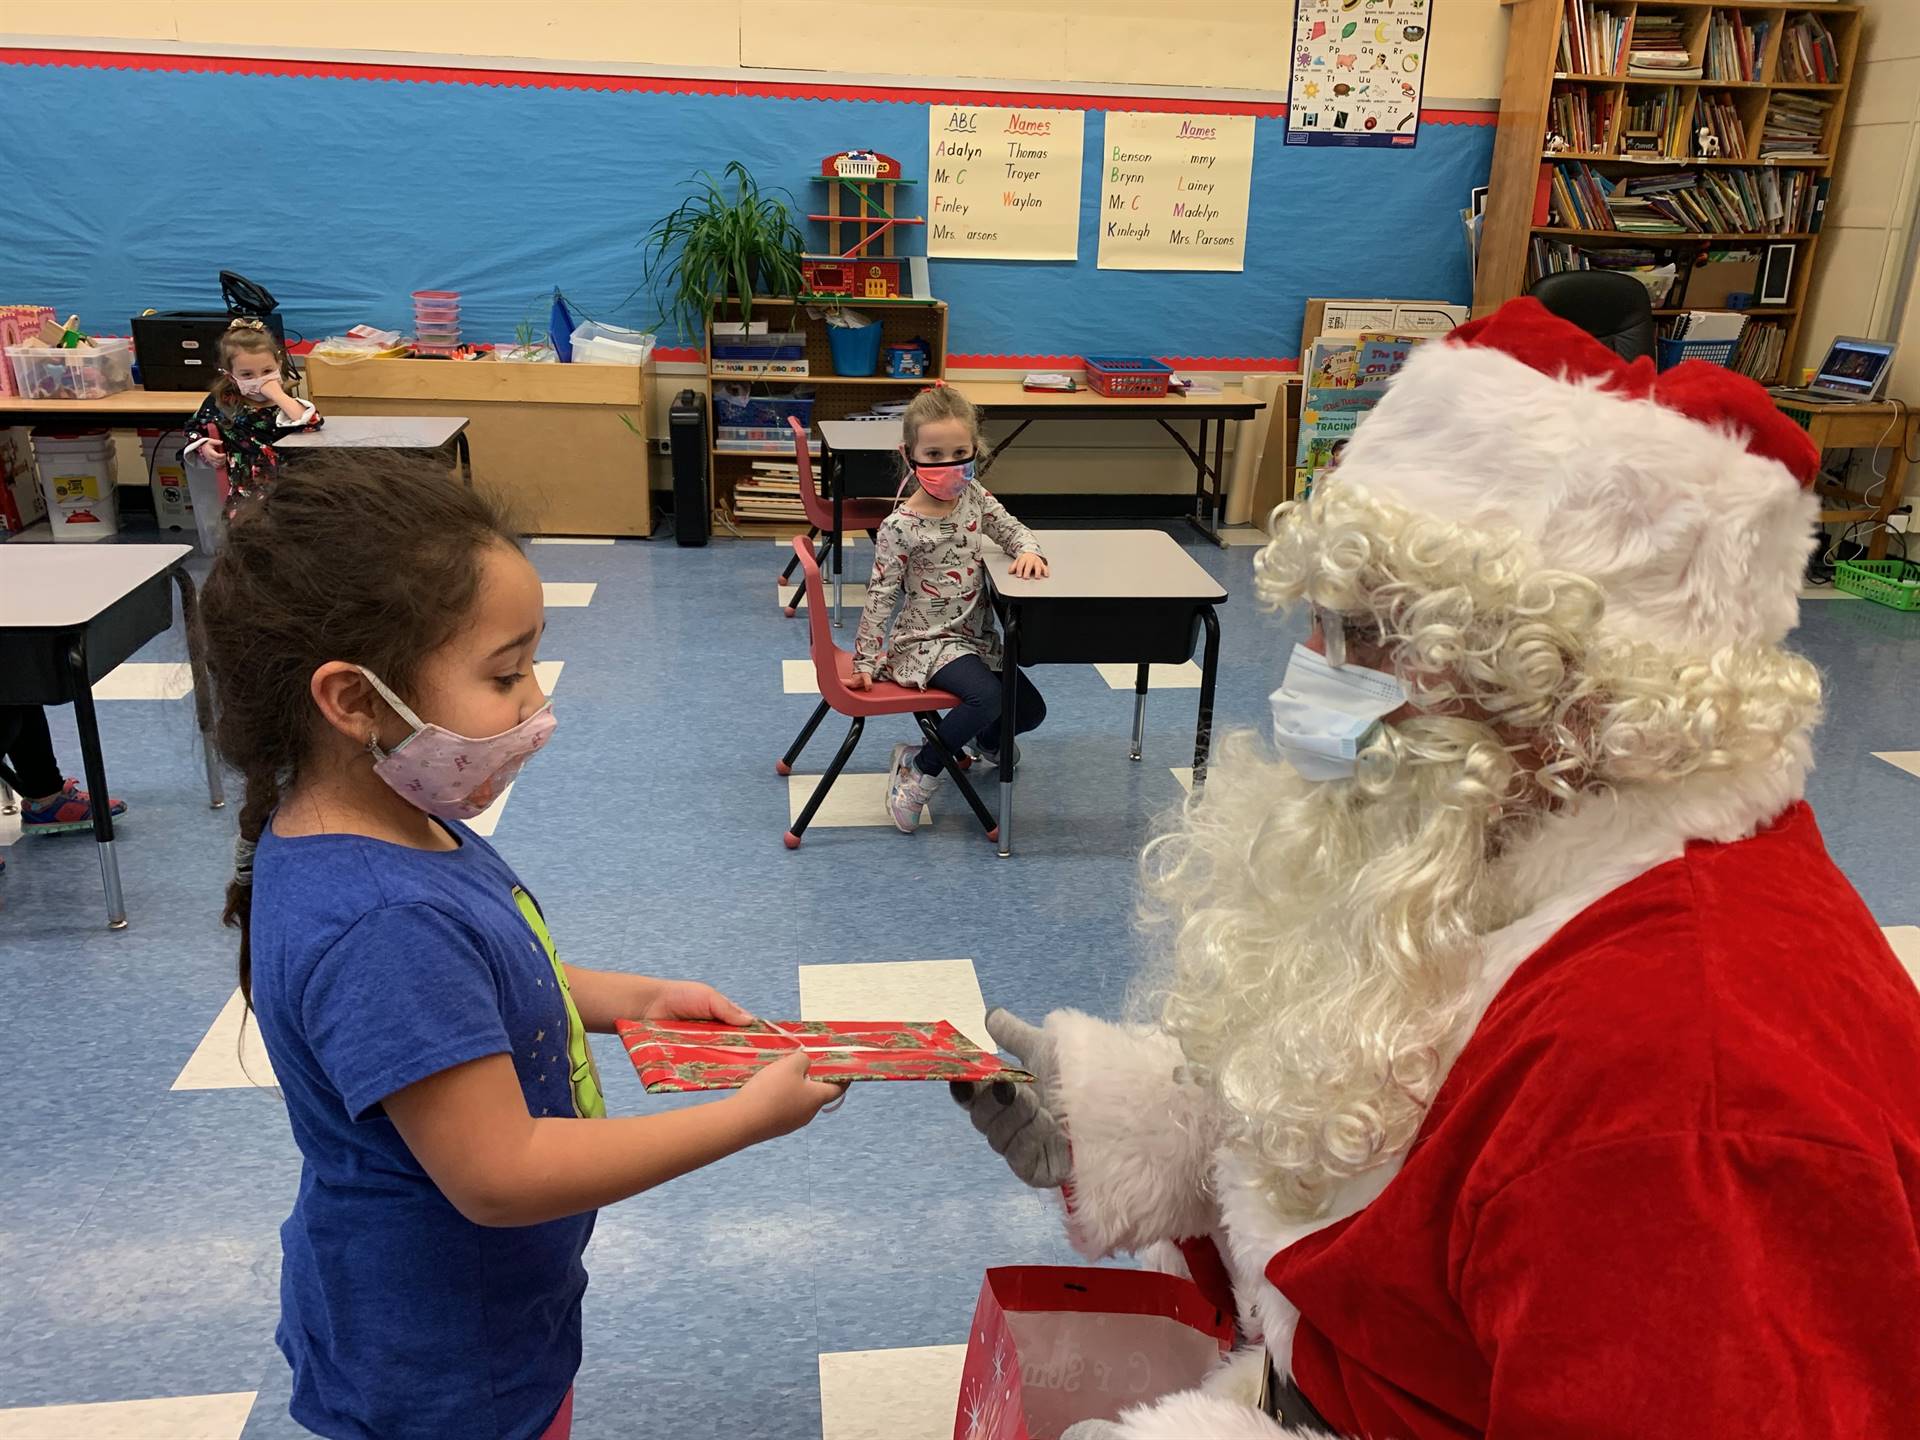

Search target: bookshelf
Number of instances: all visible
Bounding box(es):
[704,298,947,535]
[1476,0,1862,383]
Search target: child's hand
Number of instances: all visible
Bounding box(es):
[733,1052,846,1140]
[1011,551,1050,579]
[256,375,288,402]
[641,980,753,1026]
[192,437,226,467]
[848,671,873,691]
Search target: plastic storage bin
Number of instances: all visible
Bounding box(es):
[826,319,884,377]
[711,330,806,362]
[32,428,119,541]
[1656,338,1736,371]
[568,321,656,365]
[1834,558,1920,611]
[712,384,815,428]
[6,339,135,401]
[1084,356,1173,398]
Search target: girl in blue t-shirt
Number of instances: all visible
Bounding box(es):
[199,455,844,1440]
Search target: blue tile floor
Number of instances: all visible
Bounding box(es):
[1,530,1916,1437]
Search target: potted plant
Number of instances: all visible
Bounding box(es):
[497,314,555,364]
[642,161,806,340]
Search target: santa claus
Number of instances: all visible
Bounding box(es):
[954,298,1920,1437]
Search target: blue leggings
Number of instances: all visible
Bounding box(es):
[916,655,1046,775]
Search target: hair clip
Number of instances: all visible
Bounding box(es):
[228,316,269,333]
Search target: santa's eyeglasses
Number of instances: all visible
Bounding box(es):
[1311,604,1384,668]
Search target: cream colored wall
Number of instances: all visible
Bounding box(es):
[0,0,1510,100]
[1796,0,1920,382]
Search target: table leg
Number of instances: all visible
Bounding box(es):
[1158,417,1225,547]
[1870,430,1912,560]
[456,431,474,488]
[832,454,845,629]
[997,613,1020,858]
[1130,664,1148,761]
[1193,607,1221,791]
[65,635,127,930]
[171,568,227,809]
[1209,416,1226,538]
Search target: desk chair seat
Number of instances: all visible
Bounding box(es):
[778,536,997,848]
[779,415,894,611]
[1527,271,1655,363]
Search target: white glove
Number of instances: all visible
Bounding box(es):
[949,1008,1070,1189]
[1060,1423,1126,1440]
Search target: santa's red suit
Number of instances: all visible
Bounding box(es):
[1030,302,1920,1437]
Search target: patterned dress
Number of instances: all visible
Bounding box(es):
[183,392,322,512]
[852,485,1042,688]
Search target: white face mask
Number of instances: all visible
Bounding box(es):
[1268,643,1407,781]
[232,371,276,398]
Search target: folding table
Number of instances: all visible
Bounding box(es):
[274,414,474,485]
[0,543,225,927]
[983,530,1227,857]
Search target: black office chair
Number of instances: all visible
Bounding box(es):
[1528,271,1655,363]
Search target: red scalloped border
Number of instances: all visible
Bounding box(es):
[0,47,1495,126]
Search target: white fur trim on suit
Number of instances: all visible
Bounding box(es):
[1338,341,1817,654]
[1046,1010,1224,1258]
[1110,1386,1334,1439]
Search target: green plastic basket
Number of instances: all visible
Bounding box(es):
[1833,558,1920,611]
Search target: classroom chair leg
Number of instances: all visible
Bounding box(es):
[1130,664,1149,761]
[785,715,865,847]
[778,529,820,586]
[779,700,831,776]
[915,714,999,842]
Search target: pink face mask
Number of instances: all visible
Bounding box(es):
[359,668,555,822]
[897,456,976,502]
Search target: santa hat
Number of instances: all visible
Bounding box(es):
[1332,297,1820,653]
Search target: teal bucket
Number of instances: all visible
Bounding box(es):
[827,319,885,377]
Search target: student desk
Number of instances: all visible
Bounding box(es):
[984,530,1226,858]
[274,414,474,485]
[1772,397,1917,559]
[0,543,225,928]
[815,418,904,628]
[951,381,1266,547]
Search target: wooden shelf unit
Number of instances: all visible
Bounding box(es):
[1477,0,1863,384]
[704,298,947,533]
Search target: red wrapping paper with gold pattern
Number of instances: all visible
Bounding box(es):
[615,1018,1035,1093]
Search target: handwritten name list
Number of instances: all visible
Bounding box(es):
[928,106,1084,261]
[1096,112,1255,272]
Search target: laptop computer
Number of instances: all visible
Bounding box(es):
[1770,335,1898,405]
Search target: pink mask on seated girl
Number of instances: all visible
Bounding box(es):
[899,456,976,501]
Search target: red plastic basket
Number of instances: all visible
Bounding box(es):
[1083,355,1173,398]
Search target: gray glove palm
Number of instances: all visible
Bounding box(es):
[950,1008,1070,1189]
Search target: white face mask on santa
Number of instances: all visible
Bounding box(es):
[1268,643,1408,781]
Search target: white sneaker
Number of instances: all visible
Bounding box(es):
[965,737,1020,769]
[886,743,941,832]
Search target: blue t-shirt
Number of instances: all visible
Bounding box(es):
[249,819,607,1440]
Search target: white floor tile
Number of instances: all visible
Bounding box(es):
[779,583,869,611]
[1093,660,1203,690]
[542,582,597,607]
[0,1393,256,1440]
[93,661,194,700]
[799,958,990,1051]
[534,659,564,694]
[1798,585,1860,601]
[1874,752,1920,781]
[172,989,277,1091]
[1221,526,1269,547]
[1886,927,1920,983]
[531,536,615,545]
[783,659,821,695]
[1171,766,1194,794]
[818,1344,965,1440]
[787,770,926,829]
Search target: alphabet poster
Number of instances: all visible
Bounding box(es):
[1286,0,1433,148]
[928,106,1085,260]
[1096,112,1256,273]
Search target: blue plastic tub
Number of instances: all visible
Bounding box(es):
[827,319,885,377]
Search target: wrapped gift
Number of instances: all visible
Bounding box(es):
[616,1017,1034,1093]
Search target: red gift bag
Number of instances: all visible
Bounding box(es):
[954,1266,1235,1440]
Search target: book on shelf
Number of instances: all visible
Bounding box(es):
[1728,320,1787,382]
[1556,0,1628,76]
[1548,162,1817,236]
[1526,238,1682,306]
[1625,10,1701,80]
[1549,85,1615,153]
[711,358,811,377]
[1759,93,1832,160]
[1778,14,1840,84]
[1694,91,1748,160]
[1704,12,1769,83]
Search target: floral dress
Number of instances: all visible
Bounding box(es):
[183,393,322,512]
[852,485,1042,688]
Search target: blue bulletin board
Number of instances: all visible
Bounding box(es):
[0,50,1492,367]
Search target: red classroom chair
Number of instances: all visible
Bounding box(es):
[777,536,998,849]
[779,414,894,615]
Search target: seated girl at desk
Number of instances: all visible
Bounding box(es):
[848,388,1050,833]
[183,317,322,525]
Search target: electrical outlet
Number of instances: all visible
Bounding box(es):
[654,438,672,455]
